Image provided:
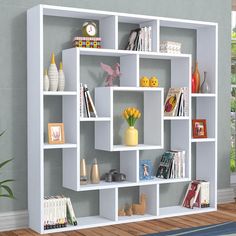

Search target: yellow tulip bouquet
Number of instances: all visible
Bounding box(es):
[123,107,141,127]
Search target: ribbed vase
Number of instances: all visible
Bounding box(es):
[48,53,58,91]
[58,62,65,91]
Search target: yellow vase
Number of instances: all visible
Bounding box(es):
[125,126,138,146]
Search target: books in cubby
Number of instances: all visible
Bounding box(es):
[156,150,186,179]
[182,180,210,209]
[44,196,77,230]
[164,87,188,117]
[80,83,98,118]
[125,26,152,51]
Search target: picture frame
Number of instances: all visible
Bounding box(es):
[139,160,154,180]
[192,119,207,138]
[48,123,65,144]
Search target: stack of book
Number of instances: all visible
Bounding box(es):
[182,180,210,209]
[80,83,97,118]
[125,26,152,51]
[156,150,186,179]
[44,196,77,230]
[164,87,189,117]
[73,37,101,48]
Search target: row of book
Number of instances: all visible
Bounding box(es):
[44,196,77,230]
[182,180,210,209]
[80,83,98,118]
[156,150,185,179]
[125,26,152,51]
[164,87,189,117]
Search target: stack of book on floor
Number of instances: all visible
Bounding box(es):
[44,196,77,230]
[182,180,210,209]
[125,26,152,51]
[156,150,186,179]
[80,83,98,118]
[164,87,189,117]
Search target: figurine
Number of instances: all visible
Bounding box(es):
[132,194,146,215]
[100,62,121,86]
[104,169,126,182]
[140,76,149,87]
[149,76,159,87]
[118,208,126,216]
[125,205,133,216]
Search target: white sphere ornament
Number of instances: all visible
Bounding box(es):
[48,53,58,91]
[58,62,65,91]
[43,69,49,91]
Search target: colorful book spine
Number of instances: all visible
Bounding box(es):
[84,84,98,118]
[80,83,84,118]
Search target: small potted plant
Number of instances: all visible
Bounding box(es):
[123,107,141,146]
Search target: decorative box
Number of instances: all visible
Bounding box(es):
[73,37,101,48]
[160,41,181,54]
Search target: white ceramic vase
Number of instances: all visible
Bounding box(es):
[43,69,49,91]
[58,62,65,91]
[48,53,58,91]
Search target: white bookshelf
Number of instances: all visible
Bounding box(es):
[27,4,218,234]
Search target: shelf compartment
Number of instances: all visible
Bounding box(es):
[113,144,162,151]
[118,185,158,221]
[43,143,77,149]
[159,205,216,218]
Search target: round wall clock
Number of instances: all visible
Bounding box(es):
[82,21,97,37]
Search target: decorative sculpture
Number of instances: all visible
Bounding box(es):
[48,52,58,91]
[100,62,121,86]
[132,194,146,215]
[58,62,65,91]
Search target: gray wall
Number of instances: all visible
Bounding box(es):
[0,0,231,214]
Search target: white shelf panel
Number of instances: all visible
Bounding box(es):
[79,181,137,191]
[77,48,191,59]
[159,206,216,218]
[113,144,163,151]
[43,91,77,96]
[44,216,113,233]
[80,117,111,122]
[191,138,215,143]
[191,93,216,98]
[164,116,189,120]
[139,177,190,185]
[118,214,157,223]
[43,143,77,149]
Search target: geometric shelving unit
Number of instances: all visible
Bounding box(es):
[27,4,218,234]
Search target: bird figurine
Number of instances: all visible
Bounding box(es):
[100,62,121,87]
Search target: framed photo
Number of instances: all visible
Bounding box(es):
[48,123,65,144]
[192,119,207,138]
[139,160,154,180]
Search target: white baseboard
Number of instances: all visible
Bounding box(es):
[0,210,28,232]
[0,189,234,232]
[217,187,235,203]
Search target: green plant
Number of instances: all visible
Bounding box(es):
[0,130,14,198]
[230,145,236,172]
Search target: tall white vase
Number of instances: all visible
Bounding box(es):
[43,69,49,91]
[58,62,65,91]
[48,53,58,91]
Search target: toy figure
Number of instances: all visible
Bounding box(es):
[140,76,149,87]
[149,76,159,87]
[100,62,121,86]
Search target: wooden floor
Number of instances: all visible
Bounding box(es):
[1,203,236,236]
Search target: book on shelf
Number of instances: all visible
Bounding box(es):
[182,181,201,209]
[66,198,78,226]
[156,150,186,179]
[182,180,210,209]
[125,26,152,52]
[80,83,98,118]
[43,196,77,230]
[164,87,189,117]
[194,180,210,208]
